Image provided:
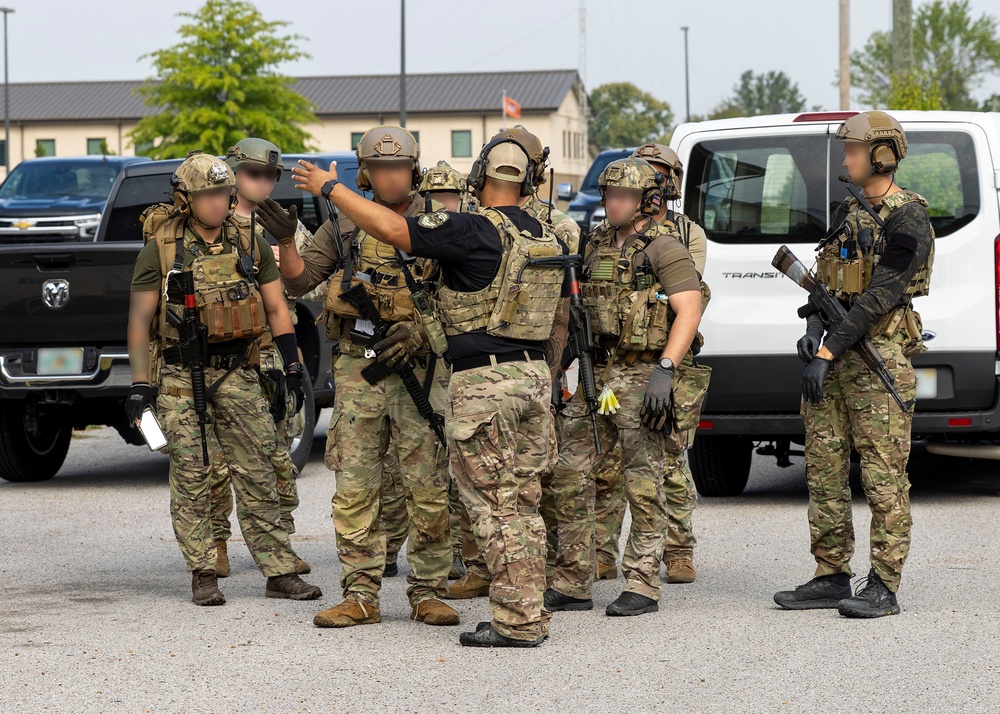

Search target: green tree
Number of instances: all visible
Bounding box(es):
[887,70,943,110]
[850,0,1000,110]
[129,0,316,159]
[589,82,673,149]
[709,70,807,118]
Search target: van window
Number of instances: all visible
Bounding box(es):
[685,135,828,244]
[892,131,979,237]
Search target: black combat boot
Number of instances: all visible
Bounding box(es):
[606,591,658,616]
[459,623,544,648]
[543,588,594,611]
[383,561,399,577]
[773,573,851,610]
[837,569,901,618]
[192,570,226,606]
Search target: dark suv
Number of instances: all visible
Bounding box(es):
[558,148,635,235]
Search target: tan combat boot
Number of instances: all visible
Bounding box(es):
[411,598,461,626]
[596,561,618,581]
[192,570,226,606]
[444,571,491,599]
[665,558,696,584]
[314,599,382,628]
[214,540,230,578]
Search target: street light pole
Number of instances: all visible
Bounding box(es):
[681,26,690,122]
[0,8,13,174]
[399,0,406,128]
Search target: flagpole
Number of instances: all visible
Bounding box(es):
[502,89,507,130]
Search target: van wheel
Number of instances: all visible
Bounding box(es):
[288,364,316,474]
[689,435,753,497]
[0,400,71,483]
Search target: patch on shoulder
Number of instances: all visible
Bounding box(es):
[418,210,450,230]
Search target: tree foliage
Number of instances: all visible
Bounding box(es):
[589,82,674,149]
[129,0,316,159]
[709,70,807,119]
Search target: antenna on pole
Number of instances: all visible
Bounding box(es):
[578,0,586,86]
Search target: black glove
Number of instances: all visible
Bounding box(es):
[372,321,424,368]
[256,197,298,245]
[284,366,304,417]
[641,364,674,432]
[802,357,833,405]
[125,382,155,426]
[796,328,824,363]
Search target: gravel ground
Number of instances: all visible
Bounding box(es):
[2,415,998,713]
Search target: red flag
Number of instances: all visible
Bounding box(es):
[503,95,522,119]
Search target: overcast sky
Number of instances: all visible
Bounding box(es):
[6,0,1000,118]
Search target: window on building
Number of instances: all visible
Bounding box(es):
[351,132,365,150]
[451,130,472,158]
[410,130,419,145]
[35,139,56,157]
[0,139,6,165]
[87,138,107,155]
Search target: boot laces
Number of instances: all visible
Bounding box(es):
[853,571,885,600]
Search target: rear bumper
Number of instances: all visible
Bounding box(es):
[698,377,1000,437]
[0,348,131,396]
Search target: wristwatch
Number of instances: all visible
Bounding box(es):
[659,357,674,371]
[320,179,340,199]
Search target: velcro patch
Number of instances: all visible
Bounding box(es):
[418,210,450,230]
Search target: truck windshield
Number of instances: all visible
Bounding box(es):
[580,150,631,193]
[0,161,121,200]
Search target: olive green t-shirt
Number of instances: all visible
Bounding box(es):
[131,224,280,292]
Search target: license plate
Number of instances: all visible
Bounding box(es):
[37,348,85,375]
[914,368,937,400]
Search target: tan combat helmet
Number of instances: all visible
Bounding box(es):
[225,137,283,181]
[599,157,664,216]
[632,143,684,200]
[419,160,466,194]
[355,125,421,191]
[492,124,550,187]
[835,111,908,174]
[170,151,237,214]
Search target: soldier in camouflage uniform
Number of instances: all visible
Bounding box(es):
[208,137,312,579]
[544,158,703,618]
[125,153,322,606]
[774,111,933,618]
[591,143,712,584]
[293,135,566,647]
[275,127,460,629]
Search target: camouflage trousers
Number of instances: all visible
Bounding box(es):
[157,364,299,577]
[325,353,451,608]
[548,361,672,601]
[447,358,556,642]
[801,332,916,592]
[380,448,409,565]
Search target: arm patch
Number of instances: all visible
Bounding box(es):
[879,232,918,273]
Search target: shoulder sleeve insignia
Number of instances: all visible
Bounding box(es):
[418,210,450,230]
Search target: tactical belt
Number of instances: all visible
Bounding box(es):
[450,350,544,373]
[162,341,256,369]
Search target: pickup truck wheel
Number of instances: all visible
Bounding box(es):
[288,364,316,474]
[0,401,71,483]
[689,435,753,497]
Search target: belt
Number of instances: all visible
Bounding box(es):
[450,350,544,374]
[162,342,253,369]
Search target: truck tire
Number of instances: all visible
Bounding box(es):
[689,435,753,497]
[0,400,71,483]
[288,364,316,474]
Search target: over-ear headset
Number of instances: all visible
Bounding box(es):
[467,137,537,197]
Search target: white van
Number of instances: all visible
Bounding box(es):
[669,111,1000,496]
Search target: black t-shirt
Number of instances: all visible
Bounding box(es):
[406,206,552,362]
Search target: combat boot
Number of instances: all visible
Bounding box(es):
[665,558,696,584]
[314,599,382,628]
[606,591,658,616]
[443,571,491,599]
[449,556,467,580]
[294,557,311,575]
[411,598,461,626]
[596,561,618,581]
[459,623,544,648]
[214,540,230,578]
[265,574,322,600]
[773,573,851,610]
[383,560,399,577]
[544,588,594,611]
[837,569,901,618]
[192,570,225,606]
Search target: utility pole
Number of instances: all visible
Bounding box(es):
[839,0,850,110]
[892,0,913,78]
[399,0,406,128]
[681,26,690,122]
[0,8,12,173]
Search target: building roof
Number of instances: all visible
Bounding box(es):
[0,69,581,122]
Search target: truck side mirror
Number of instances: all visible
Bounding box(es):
[557,182,576,202]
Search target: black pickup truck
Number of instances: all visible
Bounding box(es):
[0,152,360,482]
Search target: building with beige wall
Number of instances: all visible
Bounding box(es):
[0,70,592,192]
